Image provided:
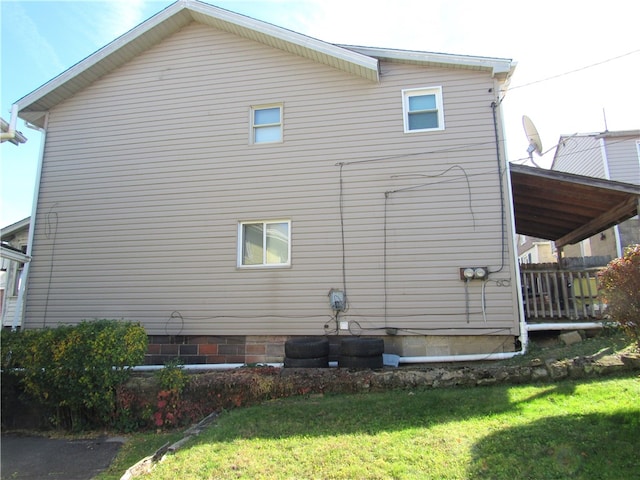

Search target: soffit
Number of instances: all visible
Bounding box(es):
[0,216,30,239]
[509,163,640,248]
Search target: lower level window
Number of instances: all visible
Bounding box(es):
[238,220,291,267]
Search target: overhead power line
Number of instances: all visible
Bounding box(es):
[507,49,640,91]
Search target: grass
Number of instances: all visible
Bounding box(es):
[500,329,637,366]
[99,374,640,480]
[97,430,183,479]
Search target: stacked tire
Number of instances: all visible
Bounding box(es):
[339,337,384,369]
[284,337,330,368]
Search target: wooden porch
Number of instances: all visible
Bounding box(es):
[520,263,606,324]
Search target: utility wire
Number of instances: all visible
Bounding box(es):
[336,140,497,167]
[509,136,634,165]
[506,49,640,91]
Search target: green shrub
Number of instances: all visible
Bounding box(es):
[598,244,640,349]
[1,320,147,430]
[153,359,190,428]
[156,358,189,393]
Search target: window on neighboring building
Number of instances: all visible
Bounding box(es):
[402,87,444,133]
[238,220,290,267]
[251,105,283,144]
[13,263,24,296]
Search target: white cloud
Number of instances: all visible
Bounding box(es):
[103,0,150,39]
[72,0,151,48]
[3,3,65,79]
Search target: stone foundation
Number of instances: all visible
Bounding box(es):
[144,334,518,365]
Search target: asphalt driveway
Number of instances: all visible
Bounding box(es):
[1,434,125,480]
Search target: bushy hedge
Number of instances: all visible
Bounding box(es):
[598,244,640,349]
[1,320,147,430]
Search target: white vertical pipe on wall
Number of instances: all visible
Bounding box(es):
[12,112,48,330]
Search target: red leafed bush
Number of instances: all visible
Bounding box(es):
[598,244,640,349]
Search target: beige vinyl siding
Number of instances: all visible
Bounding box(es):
[25,22,519,336]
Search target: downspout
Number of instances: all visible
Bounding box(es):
[492,98,528,358]
[599,138,622,257]
[12,113,48,330]
[505,162,529,358]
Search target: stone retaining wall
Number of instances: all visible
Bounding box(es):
[3,352,637,431]
[273,353,638,392]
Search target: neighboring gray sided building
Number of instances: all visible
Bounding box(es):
[12,0,522,364]
[551,130,640,260]
[1,217,30,328]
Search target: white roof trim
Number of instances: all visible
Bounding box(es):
[1,216,30,236]
[15,0,380,126]
[342,45,514,79]
[185,0,379,77]
[1,246,31,263]
[15,0,516,127]
[15,1,191,126]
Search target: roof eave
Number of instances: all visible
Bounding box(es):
[15,1,192,128]
[186,0,380,81]
[15,0,380,128]
[0,245,31,263]
[341,45,514,83]
[509,163,640,247]
[1,216,31,238]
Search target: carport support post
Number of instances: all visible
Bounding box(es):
[557,245,565,269]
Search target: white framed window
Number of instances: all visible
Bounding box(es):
[251,104,283,144]
[402,87,444,133]
[238,220,291,267]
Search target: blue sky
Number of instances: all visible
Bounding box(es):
[2,0,639,227]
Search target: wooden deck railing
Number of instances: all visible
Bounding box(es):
[519,265,605,321]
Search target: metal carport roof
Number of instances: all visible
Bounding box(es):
[509,163,640,248]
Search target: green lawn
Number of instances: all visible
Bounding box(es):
[102,374,639,480]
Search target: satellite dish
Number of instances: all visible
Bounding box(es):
[522,115,543,166]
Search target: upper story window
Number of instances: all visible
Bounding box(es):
[251,104,283,144]
[238,220,291,267]
[402,87,444,133]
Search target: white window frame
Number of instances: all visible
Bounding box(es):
[237,220,291,268]
[250,104,283,144]
[402,87,445,133]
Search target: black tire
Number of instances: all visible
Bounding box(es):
[284,356,329,368]
[340,337,384,357]
[338,354,383,370]
[285,337,330,359]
